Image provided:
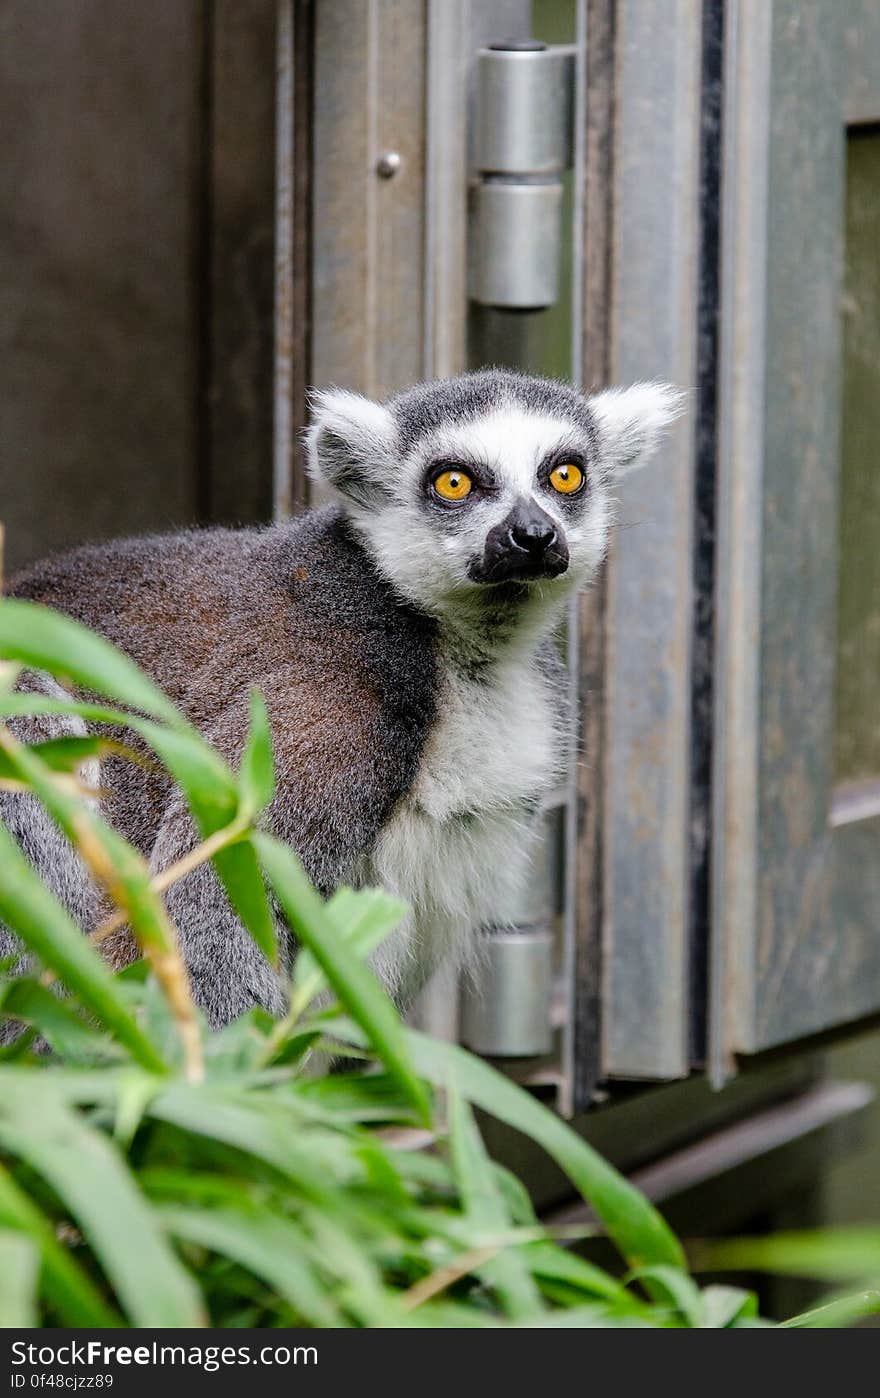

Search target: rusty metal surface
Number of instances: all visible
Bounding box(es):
[599,0,702,1080]
[713,0,880,1073]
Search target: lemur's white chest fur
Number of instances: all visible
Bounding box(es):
[364,640,562,1001]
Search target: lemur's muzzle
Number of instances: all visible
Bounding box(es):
[469,498,570,584]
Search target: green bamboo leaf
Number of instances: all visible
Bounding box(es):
[698,1284,759,1328]
[212,839,277,964]
[0,977,118,1062]
[0,1092,203,1326]
[0,694,141,727]
[0,695,276,966]
[0,735,138,780]
[135,725,276,966]
[492,1163,539,1226]
[522,1240,628,1304]
[1,663,276,963]
[626,1264,703,1327]
[780,1290,880,1328]
[0,1231,39,1326]
[135,720,238,823]
[382,1146,454,1197]
[300,1208,403,1327]
[402,1300,502,1328]
[693,1228,880,1282]
[0,1165,120,1326]
[0,823,165,1072]
[333,1022,684,1272]
[113,1071,164,1150]
[446,1079,543,1320]
[0,599,184,728]
[353,1137,409,1205]
[138,1168,262,1207]
[526,1304,672,1329]
[157,1204,338,1327]
[0,693,238,822]
[256,833,430,1126]
[0,1023,39,1061]
[0,1066,123,1106]
[0,735,176,959]
[238,690,275,818]
[298,1071,419,1124]
[420,1033,683,1271]
[145,1085,335,1198]
[292,886,409,1012]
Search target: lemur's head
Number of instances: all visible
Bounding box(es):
[307,370,681,615]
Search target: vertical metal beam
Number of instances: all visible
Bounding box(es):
[557,0,589,1118]
[688,0,727,1068]
[423,0,470,381]
[601,0,702,1079]
[573,0,615,1111]
[274,0,314,517]
[709,0,772,1084]
[311,0,428,398]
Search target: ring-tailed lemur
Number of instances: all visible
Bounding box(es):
[2,370,680,1028]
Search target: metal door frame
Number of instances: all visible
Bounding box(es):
[712,0,880,1080]
[596,0,702,1082]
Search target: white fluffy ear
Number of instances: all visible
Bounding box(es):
[588,382,685,478]
[306,388,397,506]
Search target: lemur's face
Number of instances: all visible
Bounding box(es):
[307,370,681,614]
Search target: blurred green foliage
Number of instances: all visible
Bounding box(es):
[0,599,877,1328]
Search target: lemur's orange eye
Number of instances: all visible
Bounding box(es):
[549,462,584,495]
[432,469,473,502]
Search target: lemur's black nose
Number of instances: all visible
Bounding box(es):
[509,513,558,555]
[468,497,570,584]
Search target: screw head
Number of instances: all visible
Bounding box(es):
[375,150,402,180]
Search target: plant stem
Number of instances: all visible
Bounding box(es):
[85,821,245,952]
[400,1245,500,1310]
[0,722,204,1083]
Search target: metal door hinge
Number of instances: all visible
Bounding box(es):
[460,926,555,1058]
[469,39,576,311]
